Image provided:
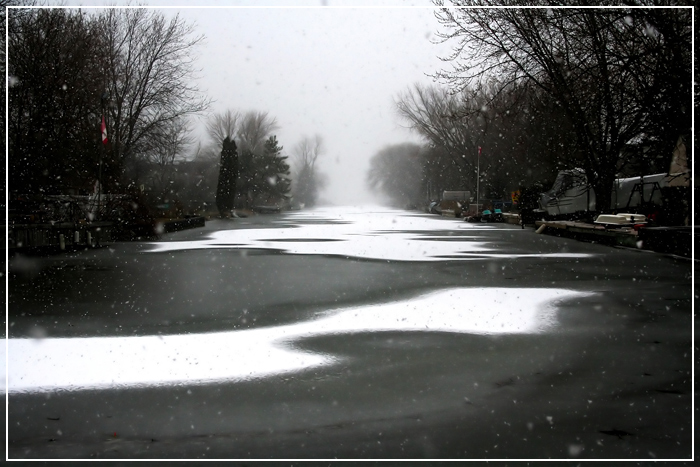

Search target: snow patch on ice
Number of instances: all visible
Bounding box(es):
[8,287,591,393]
[148,207,592,261]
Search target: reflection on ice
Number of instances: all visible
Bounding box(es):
[148,207,592,261]
[9,287,591,393]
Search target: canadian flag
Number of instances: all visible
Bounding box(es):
[478,146,482,156]
[101,116,108,145]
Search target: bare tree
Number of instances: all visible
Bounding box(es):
[292,135,325,207]
[237,111,280,154]
[293,134,324,172]
[366,143,425,208]
[100,8,210,189]
[206,109,240,147]
[395,84,481,180]
[205,109,278,152]
[143,117,193,200]
[8,7,105,195]
[432,1,691,212]
[396,80,571,201]
[2,0,25,216]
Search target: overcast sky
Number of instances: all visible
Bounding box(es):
[43,1,452,205]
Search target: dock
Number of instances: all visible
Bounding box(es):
[8,221,115,250]
[534,220,693,257]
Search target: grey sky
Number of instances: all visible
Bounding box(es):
[44,1,451,204]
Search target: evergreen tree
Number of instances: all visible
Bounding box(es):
[258,136,291,203]
[215,137,238,217]
[237,148,255,209]
[236,135,291,208]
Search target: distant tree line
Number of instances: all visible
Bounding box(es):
[201,110,324,217]
[204,109,289,216]
[370,2,691,213]
[385,81,576,206]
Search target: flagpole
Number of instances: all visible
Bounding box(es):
[99,92,108,222]
[476,146,480,215]
[99,97,104,221]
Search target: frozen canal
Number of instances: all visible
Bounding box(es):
[6,206,693,459]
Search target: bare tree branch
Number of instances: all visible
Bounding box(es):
[100,8,210,186]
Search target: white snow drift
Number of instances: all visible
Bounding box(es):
[8,287,591,393]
